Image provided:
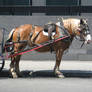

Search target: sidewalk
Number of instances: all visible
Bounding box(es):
[4,60,92,71]
[2,60,92,78]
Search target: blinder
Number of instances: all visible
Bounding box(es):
[78,19,90,38]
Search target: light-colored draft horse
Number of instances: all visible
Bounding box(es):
[5,18,91,78]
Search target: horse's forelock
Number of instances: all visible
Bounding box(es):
[80,18,88,25]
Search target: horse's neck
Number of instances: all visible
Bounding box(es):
[63,19,80,37]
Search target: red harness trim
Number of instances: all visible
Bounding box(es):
[8,36,69,58]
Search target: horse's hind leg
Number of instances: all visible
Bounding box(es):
[10,57,18,78]
[15,55,21,77]
[10,55,21,78]
[54,49,64,78]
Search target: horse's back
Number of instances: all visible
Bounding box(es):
[15,24,33,32]
[12,24,34,41]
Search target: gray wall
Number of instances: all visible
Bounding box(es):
[32,0,46,16]
[0,16,92,61]
[31,0,92,16]
[81,0,92,6]
[32,0,92,6]
[81,0,92,16]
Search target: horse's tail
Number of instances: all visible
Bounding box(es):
[3,28,15,53]
[7,28,15,42]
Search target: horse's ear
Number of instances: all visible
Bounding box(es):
[58,17,63,21]
[61,17,64,25]
[80,18,84,24]
[85,18,88,22]
[58,17,64,25]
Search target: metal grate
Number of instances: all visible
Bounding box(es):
[0,6,92,16]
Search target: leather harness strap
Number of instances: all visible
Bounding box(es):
[30,25,43,45]
[7,35,70,58]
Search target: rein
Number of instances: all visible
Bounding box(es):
[7,35,70,58]
[4,23,71,59]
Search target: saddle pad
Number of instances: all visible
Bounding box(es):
[43,30,56,36]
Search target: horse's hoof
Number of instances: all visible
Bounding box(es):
[56,74,65,78]
[54,71,65,78]
[12,73,18,78]
[13,74,18,78]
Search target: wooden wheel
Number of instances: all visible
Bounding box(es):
[0,28,5,72]
[0,54,5,72]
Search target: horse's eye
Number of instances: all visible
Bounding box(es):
[79,30,83,33]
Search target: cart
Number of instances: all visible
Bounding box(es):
[0,28,5,72]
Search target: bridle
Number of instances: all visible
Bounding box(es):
[75,22,91,47]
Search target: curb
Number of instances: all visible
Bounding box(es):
[0,70,92,78]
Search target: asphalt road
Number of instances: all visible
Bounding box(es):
[0,60,92,92]
[0,78,92,92]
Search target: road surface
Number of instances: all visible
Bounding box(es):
[0,60,92,92]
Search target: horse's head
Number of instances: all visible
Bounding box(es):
[76,18,91,44]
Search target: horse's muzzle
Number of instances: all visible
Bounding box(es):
[84,34,92,44]
[85,40,92,44]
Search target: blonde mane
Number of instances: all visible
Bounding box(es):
[63,18,80,35]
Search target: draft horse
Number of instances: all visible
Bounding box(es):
[5,18,91,78]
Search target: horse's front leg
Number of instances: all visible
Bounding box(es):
[54,49,64,78]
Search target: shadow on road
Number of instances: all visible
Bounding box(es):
[0,70,92,78]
